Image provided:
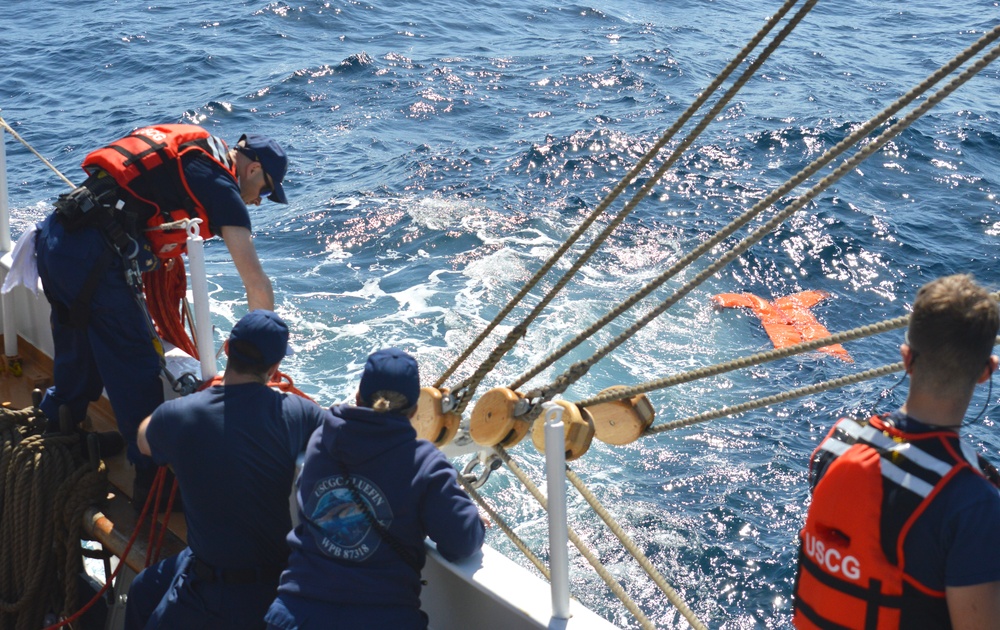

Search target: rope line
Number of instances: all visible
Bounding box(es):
[508,0,820,392]
[652,362,904,435]
[456,473,551,579]
[562,467,707,630]
[0,408,108,630]
[437,0,810,409]
[529,32,1000,407]
[646,331,1000,434]
[579,315,909,407]
[495,445,674,630]
[0,117,75,189]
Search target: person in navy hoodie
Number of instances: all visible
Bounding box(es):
[265,348,485,630]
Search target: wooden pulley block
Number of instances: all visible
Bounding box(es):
[586,386,655,445]
[470,387,530,447]
[531,399,595,462]
[412,387,460,447]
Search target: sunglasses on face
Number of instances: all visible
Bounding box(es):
[237,146,274,197]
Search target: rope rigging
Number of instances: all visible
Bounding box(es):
[426,16,1000,630]
[2,9,999,630]
[519,23,1000,409]
[435,0,816,412]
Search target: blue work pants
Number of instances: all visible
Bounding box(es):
[35,213,163,467]
[126,548,277,630]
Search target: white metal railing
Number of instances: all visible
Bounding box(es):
[543,402,571,620]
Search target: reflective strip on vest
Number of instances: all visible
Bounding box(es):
[204,135,229,164]
[829,418,956,497]
[881,458,935,498]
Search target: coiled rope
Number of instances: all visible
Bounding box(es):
[0,406,108,630]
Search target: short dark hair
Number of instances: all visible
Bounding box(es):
[908,274,999,391]
[225,339,272,377]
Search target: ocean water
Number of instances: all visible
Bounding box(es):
[3,1,1000,627]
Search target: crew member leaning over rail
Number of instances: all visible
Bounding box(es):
[265,348,485,630]
[33,123,287,508]
[794,274,1000,630]
[127,310,327,630]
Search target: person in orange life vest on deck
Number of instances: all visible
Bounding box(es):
[33,124,287,508]
[793,274,1000,630]
[264,348,486,630]
[125,310,327,630]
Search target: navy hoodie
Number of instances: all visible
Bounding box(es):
[275,403,485,609]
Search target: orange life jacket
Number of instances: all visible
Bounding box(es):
[82,124,236,259]
[793,415,992,629]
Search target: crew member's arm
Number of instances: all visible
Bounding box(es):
[221,224,274,311]
[947,582,1000,630]
[137,415,154,457]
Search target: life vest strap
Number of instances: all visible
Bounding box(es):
[795,597,856,630]
[798,552,907,629]
[118,132,170,170]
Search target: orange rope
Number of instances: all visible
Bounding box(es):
[143,258,198,358]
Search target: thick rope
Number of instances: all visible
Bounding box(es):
[509,0,821,393]
[0,424,108,630]
[563,467,707,630]
[646,332,1000,434]
[0,117,75,189]
[456,473,551,579]
[437,0,810,405]
[650,362,904,435]
[530,34,1000,406]
[52,458,108,621]
[495,445,676,630]
[580,315,908,407]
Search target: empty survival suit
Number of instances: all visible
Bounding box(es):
[793,414,1000,629]
[78,124,236,260]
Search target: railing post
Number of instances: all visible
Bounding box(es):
[185,220,217,380]
[0,122,19,361]
[543,402,571,620]
[0,123,11,252]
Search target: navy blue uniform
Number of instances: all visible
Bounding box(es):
[265,404,484,630]
[124,383,327,630]
[35,153,250,468]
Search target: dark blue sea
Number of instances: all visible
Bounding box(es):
[3,1,999,627]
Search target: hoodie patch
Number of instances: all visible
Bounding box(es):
[307,473,393,562]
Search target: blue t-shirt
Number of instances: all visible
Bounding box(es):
[183,154,252,234]
[146,383,327,569]
[887,411,1000,589]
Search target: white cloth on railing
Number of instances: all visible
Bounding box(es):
[2,226,40,295]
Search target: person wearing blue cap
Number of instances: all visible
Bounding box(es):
[33,123,289,508]
[125,310,328,630]
[264,348,485,630]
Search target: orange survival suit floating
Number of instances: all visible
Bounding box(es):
[712,290,852,362]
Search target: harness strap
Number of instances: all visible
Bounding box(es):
[67,247,114,329]
[189,556,282,585]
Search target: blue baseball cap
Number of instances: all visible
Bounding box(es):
[226,310,293,367]
[358,348,420,408]
[239,133,288,204]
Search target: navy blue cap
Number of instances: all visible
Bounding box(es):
[358,348,420,408]
[239,133,288,204]
[226,310,293,367]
